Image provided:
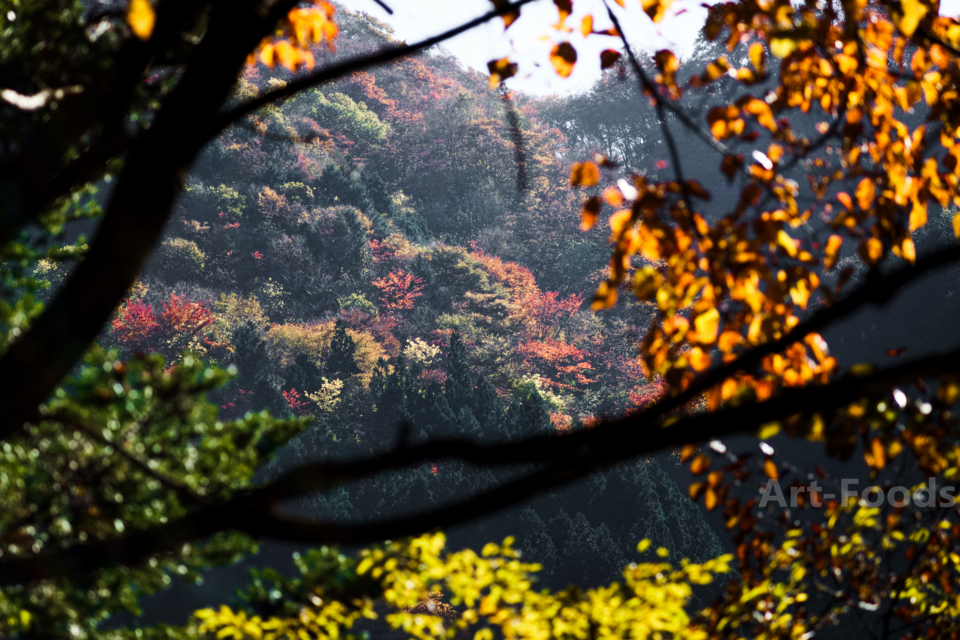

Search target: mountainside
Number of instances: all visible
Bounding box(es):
[40,6,725,600]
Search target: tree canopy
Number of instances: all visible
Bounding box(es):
[5,0,960,638]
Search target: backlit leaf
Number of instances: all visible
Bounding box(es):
[600,49,621,69]
[763,458,779,479]
[127,0,155,41]
[641,0,674,23]
[824,234,843,269]
[690,453,711,475]
[694,307,720,344]
[770,37,797,58]
[550,42,578,78]
[893,0,934,36]
[855,178,876,210]
[580,196,602,230]
[570,161,600,187]
[488,57,518,85]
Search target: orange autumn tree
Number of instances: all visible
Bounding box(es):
[9,0,960,639]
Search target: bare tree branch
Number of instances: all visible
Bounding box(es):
[2,334,960,586]
[214,0,541,135]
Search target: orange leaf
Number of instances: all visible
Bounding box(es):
[953,212,960,240]
[680,444,698,463]
[603,186,624,207]
[862,237,884,264]
[570,161,600,187]
[689,481,706,500]
[855,178,876,210]
[689,346,712,371]
[690,453,711,475]
[550,42,578,78]
[580,196,602,231]
[704,487,718,510]
[824,234,843,270]
[867,437,887,470]
[763,458,779,479]
[837,191,853,210]
[718,330,741,353]
[127,0,156,41]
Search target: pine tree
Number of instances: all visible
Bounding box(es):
[472,374,503,436]
[231,321,286,415]
[517,508,560,580]
[285,352,323,394]
[445,331,472,414]
[326,319,360,377]
[502,382,552,441]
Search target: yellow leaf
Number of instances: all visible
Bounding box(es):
[689,346,712,371]
[749,42,766,73]
[550,42,577,78]
[758,423,780,439]
[824,234,843,270]
[770,37,797,58]
[694,307,720,344]
[570,161,600,187]
[909,198,928,231]
[581,15,594,36]
[609,208,632,235]
[901,237,916,263]
[127,0,156,41]
[893,0,936,36]
[953,212,960,240]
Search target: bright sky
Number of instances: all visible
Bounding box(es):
[341,0,960,96]
[338,0,714,95]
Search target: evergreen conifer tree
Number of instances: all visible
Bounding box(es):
[472,375,503,435]
[502,382,553,441]
[445,331,472,413]
[326,320,361,377]
[231,321,286,414]
[285,352,323,394]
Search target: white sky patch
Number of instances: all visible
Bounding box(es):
[343,0,960,94]
[340,0,712,95]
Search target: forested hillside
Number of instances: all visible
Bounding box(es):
[30,5,726,597]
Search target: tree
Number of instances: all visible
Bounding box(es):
[10,0,960,639]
